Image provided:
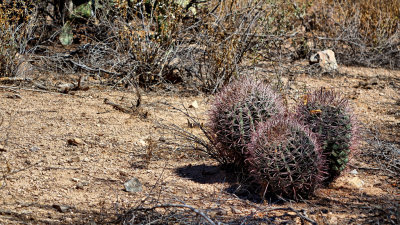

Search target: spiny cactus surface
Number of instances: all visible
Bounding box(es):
[246,118,325,200]
[208,77,285,165]
[297,89,358,182]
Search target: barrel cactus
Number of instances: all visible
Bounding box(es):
[208,77,285,165]
[246,117,325,200]
[296,89,358,182]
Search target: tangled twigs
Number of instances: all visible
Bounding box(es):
[130,203,217,225]
[103,88,147,118]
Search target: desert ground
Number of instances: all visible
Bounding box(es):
[0,64,399,224]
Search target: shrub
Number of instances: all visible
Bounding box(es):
[0,0,35,77]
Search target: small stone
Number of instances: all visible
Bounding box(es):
[216,208,228,216]
[347,177,364,188]
[68,156,80,163]
[57,83,75,93]
[71,178,80,182]
[124,177,142,193]
[53,204,70,213]
[370,78,379,85]
[29,146,40,152]
[6,94,22,99]
[230,207,242,214]
[138,139,146,146]
[82,157,89,162]
[67,138,84,146]
[0,145,7,152]
[350,169,358,175]
[76,181,89,189]
[189,100,199,109]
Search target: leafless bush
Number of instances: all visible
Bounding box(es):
[28,0,268,92]
[305,0,400,68]
[0,0,37,77]
[367,137,400,177]
[156,103,224,164]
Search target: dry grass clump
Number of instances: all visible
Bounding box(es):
[307,0,400,68]
[0,0,36,77]
[0,0,398,84]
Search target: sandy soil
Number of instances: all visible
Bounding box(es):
[0,65,399,224]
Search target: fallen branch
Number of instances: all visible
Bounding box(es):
[104,98,134,114]
[67,59,122,76]
[103,97,148,118]
[132,203,217,225]
[0,77,32,83]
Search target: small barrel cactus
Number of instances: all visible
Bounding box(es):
[208,77,285,165]
[296,89,358,182]
[246,117,325,200]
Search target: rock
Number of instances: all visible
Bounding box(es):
[76,181,89,189]
[370,78,379,85]
[6,94,22,99]
[68,156,80,163]
[230,206,242,214]
[347,177,365,188]
[29,146,40,152]
[189,100,199,109]
[124,177,142,193]
[214,208,228,216]
[58,83,76,93]
[53,204,70,213]
[67,138,85,146]
[0,145,7,152]
[349,169,358,175]
[137,139,147,146]
[310,49,338,72]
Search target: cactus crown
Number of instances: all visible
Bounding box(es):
[297,89,358,181]
[208,77,285,165]
[246,117,326,200]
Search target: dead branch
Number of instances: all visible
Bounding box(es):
[0,77,32,83]
[104,98,134,114]
[134,204,217,225]
[103,98,148,118]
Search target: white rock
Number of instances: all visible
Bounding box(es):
[349,169,358,175]
[310,49,338,72]
[347,177,364,188]
[189,100,199,109]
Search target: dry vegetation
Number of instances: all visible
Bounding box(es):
[0,0,399,224]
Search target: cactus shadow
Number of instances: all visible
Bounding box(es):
[176,164,280,203]
[175,164,236,184]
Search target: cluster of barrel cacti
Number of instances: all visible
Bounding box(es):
[208,78,285,165]
[208,77,358,200]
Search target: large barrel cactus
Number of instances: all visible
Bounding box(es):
[296,89,358,182]
[208,77,285,165]
[246,118,325,200]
